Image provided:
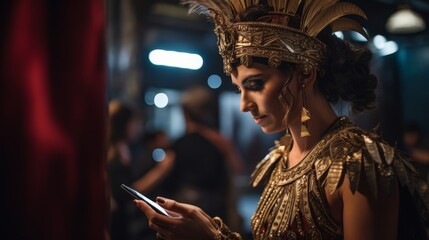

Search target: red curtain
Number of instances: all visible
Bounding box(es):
[1,1,108,239]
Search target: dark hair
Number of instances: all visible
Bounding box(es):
[181,86,215,124]
[316,30,377,113]
[237,4,378,114]
[109,102,134,144]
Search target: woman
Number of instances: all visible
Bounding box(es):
[108,100,175,240]
[134,0,428,239]
[108,100,142,240]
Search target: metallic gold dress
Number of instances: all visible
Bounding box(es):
[248,117,428,239]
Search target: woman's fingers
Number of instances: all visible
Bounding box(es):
[156,197,196,217]
[134,200,174,228]
[156,197,215,226]
[136,198,217,239]
[134,199,155,215]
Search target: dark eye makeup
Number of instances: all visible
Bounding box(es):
[232,74,266,94]
[243,78,265,91]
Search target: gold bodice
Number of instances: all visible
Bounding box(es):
[250,117,426,239]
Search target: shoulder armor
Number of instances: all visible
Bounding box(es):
[250,146,282,188]
[316,126,420,199]
[250,135,292,188]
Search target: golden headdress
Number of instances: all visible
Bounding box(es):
[182,0,369,75]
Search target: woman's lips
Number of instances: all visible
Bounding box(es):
[253,115,267,124]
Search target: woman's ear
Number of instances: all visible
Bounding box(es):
[300,65,317,87]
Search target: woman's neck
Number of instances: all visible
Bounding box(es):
[287,96,337,167]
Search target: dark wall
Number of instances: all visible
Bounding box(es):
[398,44,429,137]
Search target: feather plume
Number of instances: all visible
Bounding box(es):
[181,0,235,22]
[267,0,296,13]
[229,0,245,15]
[267,0,277,11]
[302,0,315,16]
[303,0,339,31]
[307,2,367,36]
[285,0,302,15]
[330,18,369,39]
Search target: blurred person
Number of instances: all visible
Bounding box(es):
[163,85,244,232]
[402,121,429,235]
[132,130,176,240]
[403,121,429,165]
[133,0,429,239]
[137,130,176,197]
[108,102,175,240]
[107,100,142,240]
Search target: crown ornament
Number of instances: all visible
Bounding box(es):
[182,0,369,75]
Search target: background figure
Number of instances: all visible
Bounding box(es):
[108,101,176,240]
[402,121,429,235]
[165,85,244,233]
[137,130,175,197]
[402,121,429,165]
[107,100,142,240]
[133,130,176,240]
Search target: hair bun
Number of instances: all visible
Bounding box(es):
[317,35,377,113]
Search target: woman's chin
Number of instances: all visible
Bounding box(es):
[260,126,285,134]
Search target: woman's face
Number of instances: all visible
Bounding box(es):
[231,63,295,134]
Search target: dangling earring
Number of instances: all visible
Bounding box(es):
[301,82,311,137]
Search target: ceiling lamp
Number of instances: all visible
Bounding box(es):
[386,5,426,34]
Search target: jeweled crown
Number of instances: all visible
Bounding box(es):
[182,0,368,75]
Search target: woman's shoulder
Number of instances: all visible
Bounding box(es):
[315,119,427,201]
[250,135,292,188]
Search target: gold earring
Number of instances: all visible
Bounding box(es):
[301,83,310,137]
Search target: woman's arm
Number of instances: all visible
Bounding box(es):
[132,150,175,194]
[341,174,399,240]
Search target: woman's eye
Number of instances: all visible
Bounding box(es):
[246,79,264,90]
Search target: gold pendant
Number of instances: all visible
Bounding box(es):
[301,107,311,137]
[301,124,310,137]
[301,107,311,122]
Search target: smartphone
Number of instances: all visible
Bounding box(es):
[121,184,171,217]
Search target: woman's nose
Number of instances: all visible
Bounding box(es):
[240,93,254,112]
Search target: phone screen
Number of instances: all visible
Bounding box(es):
[121,184,171,217]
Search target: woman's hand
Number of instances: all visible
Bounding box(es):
[134,197,219,240]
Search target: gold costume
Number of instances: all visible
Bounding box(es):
[250,116,428,239]
[213,117,428,239]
